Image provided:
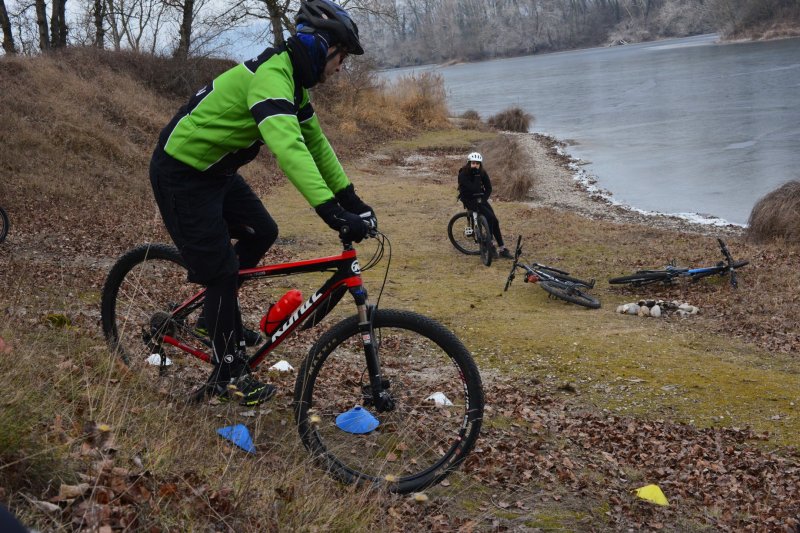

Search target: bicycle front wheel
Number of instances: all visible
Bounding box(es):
[100,244,210,398]
[295,309,484,494]
[608,271,671,286]
[540,281,601,309]
[0,207,8,244]
[447,212,480,255]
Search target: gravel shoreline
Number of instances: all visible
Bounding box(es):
[512,131,746,237]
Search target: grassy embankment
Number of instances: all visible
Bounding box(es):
[1,49,798,530]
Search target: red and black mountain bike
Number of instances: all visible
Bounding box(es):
[100,230,483,494]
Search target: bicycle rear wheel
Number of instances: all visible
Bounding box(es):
[447,212,480,255]
[540,281,601,309]
[0,207,8,244]
[608,271,671,286]
[100,244,211,398]
[477,215,493,267]
[295,309,484,494]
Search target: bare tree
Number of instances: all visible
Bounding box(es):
[34,0,49,50]
[173,0,193,57]
[50,0,67,47]
[0,0,16,53]
[93,0,105,47]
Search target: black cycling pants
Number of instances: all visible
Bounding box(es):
[150,147,278,367]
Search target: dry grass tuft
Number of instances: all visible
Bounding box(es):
[310,60,450,155]
[477,135,535,201]
[487,107,533,133]
[385,72,449,128]
[746,180,800,246]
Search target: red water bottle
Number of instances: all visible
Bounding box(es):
[260,289,303,334]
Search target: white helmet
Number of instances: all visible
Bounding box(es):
[467,152,483,163]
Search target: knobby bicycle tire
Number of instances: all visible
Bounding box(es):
[539,280,601,309]
[0,207,8,244]
[477,215,493,267]
[608,271,671,286]
[100,243,211,397]
[447,212,480,255]
[294,309,484,494]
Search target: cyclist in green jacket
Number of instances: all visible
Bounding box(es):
[149,0,375,406]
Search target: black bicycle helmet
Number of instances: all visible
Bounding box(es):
[296,0,364,55]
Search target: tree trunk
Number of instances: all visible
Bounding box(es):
[265,0,285,47]
[50,0,68,48]
[174,0,195,59]
[0,0,16,55]
[93,0,105,47]
[35,0,50,51]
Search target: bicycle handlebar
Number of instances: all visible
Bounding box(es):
[717,238,739,288]
[339,219,379,246]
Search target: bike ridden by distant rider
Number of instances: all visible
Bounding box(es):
[457,152,512,259]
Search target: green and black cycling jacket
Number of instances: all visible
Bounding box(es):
[158,44,349,207]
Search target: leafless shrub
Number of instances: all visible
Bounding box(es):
[55,46,234,100]
[460,109,481,121]
[487,107,533,133]
[746,180,800,245]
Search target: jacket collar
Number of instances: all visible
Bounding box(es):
[287,35,318,89]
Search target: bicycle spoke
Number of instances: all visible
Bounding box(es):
[102,245,211,398]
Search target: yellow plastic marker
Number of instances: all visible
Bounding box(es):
[634,484,669,506]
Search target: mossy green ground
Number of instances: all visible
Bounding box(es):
[266,128,798,449]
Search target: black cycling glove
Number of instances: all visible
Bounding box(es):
[335,184,377,229]
[315,199,369,243]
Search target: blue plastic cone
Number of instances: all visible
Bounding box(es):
[335,406,379,434]
[217,424,256,453]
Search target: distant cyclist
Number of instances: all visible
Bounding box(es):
[149,0,375,406]
[457,152,512,259]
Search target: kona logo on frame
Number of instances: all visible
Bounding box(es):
[270,290,324,343]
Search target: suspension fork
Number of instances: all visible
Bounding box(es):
[351,287,394,412]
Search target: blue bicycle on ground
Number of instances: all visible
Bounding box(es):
[608,238,748,288]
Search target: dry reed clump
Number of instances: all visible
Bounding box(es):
[312,61,450,154]
[746,180,800,245]
[386,71,450,128]
[477,134,534,200]
[487,106,533,133]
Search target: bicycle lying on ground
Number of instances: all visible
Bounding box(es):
[0,206,8,244]
[608,238,748,288]
[100,229,484,494]
[503,236,601,309]
[447,208,494,267]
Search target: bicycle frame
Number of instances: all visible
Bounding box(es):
[155,244,391,410]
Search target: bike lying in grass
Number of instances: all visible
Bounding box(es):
[100,228,483,494]
[608,238,748,288]
[0,206,8,244]
[447,207,494,267]
[503,236,601,309]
